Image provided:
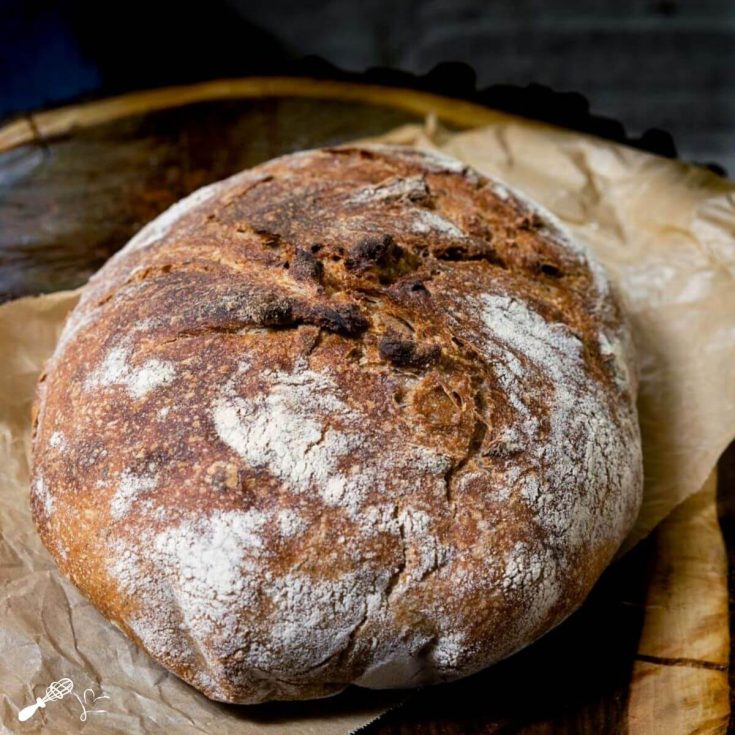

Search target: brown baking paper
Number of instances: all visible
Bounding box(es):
[1,117,734,733]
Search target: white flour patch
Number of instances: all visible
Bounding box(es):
[86,344,175,399]
[110,469,159,520]
[397,507,451,586]
[256,571,382,673]
[430,631,467,670]
[153,511,267,632]
[126,360,176,399]
[109,509,268,642]
[411,209,465,237]
[472,293,640,554]
[126,612,184,664]
[49,431,66,450]
[277,509,308,538]
[348,176,429,205]
[342,443,450,520]
[501,541,561,634]
[34,475,53,516]
[359,503,399,536]
[108,515,394,678]
[503,541,544,591]
[212,366,449,517]
[212,368,363,505]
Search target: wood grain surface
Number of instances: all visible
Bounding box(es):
[0,77,731,734]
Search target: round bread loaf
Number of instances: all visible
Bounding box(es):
[31,144,642,704]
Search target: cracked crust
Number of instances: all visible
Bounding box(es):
[31,145,643,704]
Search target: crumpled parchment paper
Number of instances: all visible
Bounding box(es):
[1,116,734,734]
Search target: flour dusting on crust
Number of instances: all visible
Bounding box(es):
[31,144,643,705]
[86,344,176,399]
[110,470,159,520]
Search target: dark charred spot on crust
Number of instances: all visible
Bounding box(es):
[378,331,441,369]
[436,246,467,260]
[344,234,424,287]
[295,301,369,337]
[290,248,324,283]
[511,247,568,279]
[431,239,506,268]
[390,278,430,298]
[310,243,323,253]
[346,234,402,271]
[172,288,293,335]
[185,286,367,337]
[539,263,563,278]
[408,181,433,206]
[251,293,295,327]
[345,344,364,362]
[381,273,432,304]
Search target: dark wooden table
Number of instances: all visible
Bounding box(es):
[1,78,732,734]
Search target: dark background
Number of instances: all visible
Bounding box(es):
[1,0,733,174]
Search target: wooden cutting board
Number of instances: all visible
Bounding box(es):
[0,77,731,735]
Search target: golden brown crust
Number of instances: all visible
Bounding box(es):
[31,145,642,703]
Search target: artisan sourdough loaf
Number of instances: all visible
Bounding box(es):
[31,145,643,704]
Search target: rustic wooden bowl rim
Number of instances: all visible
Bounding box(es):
[0,75,550,153]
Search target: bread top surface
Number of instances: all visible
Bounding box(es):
[31,145,642,703]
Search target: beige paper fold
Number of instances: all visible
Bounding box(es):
[1,119,734,733]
